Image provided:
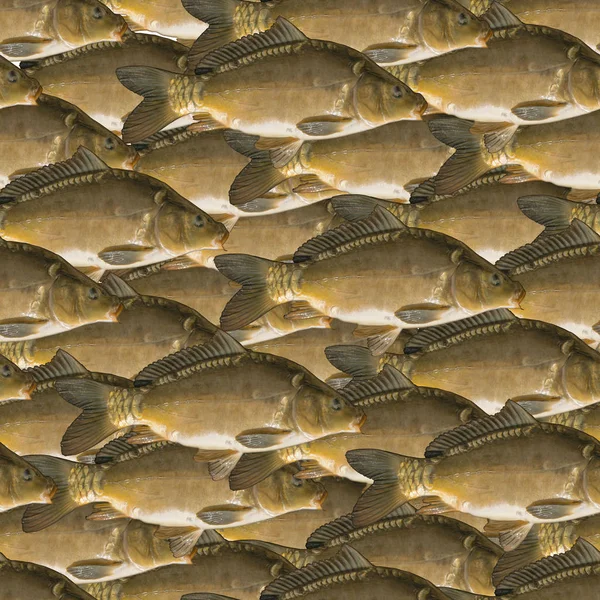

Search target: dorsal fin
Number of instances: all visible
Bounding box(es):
[134,330,246,387]
[496,220,600,274]
[339,364,415,405]
[101,273,139,299]
[403,309,517,354]
[95,434,173,465]
[425,401,537,458]
[261,545,373,600]
[27,350,89,383]
[293,206,406,264]
[195,17,307,74]
[496,538,600,595]
[482,2,524,30]
[0,147,108,202]
[132,125,198,152]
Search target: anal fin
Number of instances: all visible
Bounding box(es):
[235,427,292,449]
[98,245,154,266]
[395,303,451,325]
[67,559,122,580]
[526,498,582,520]
[363,43,418,64]
[297,116,352,137]
[511,100,568,122]
[0,36,52,58]
[197,504,252,526]
[511,394,561,416]
[0,317,48,339]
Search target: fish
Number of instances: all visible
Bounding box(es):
[214,207,525,352]
[0,93,137,186]
[326,308,600,417]
[0,552,96,600]
[0,147,228,273]
[0,274,219,378]
[0,353,37,402]
[463,0,600,52]
[0,442,56,511]
[133,127,343,215]
[84,537,295,600]
[22,33,190,132]
[332,174,571,263]
[0,238,122,341]
[260,545,455,600]
[117,18,426,143]
[496,220,600,344]
[303,504,501,594]
[55,327,363,456]
[0,56,41,108]
[0,350,133,457]
[183,0,490,67]
[391,3,600,124]
[428,112,600,195]
[0,505,191,584]
[0,0,127,61]
[101,0,207,42]
[225,122,452,208]
[228,365,486,488]
[348,402,600,531]
[22,440,327,548]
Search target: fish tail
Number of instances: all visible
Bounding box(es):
[517,195,573,234]
[183,0,246,65]
[346,449,424,526]
[214,254,292,330]
[117,66,184,143]
[21,456,86,532]
[324,345,381,379]
[56,379,124,456]
[229,450,289,490]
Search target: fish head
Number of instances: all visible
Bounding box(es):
[254,465,328,515]
[50,273,123,327]
[0,447,56,509]
[54,0,128,47]
[353,69,427,125]
[451,256,525,312]
[0,355,36,401]
[464,536,504,594]
[418,0,491,53]
[123,520,183,567]
[155,192,230,259]
[291,375,365,438]
[563,352,600,407]
[0,59,41,107]
[569,57,600,112]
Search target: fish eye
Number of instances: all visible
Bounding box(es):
[1,365,11,378]
[22,468,32,481]
[92,6,104,19]
[6,70,18,83]
[391,85,403,99]
[331,397,342,411]
[194,214,205,228]
[457,12,469,25]
[490,273,502,287]
[291,476,303,487]
[88,287,100,300]
[104,137,116,151]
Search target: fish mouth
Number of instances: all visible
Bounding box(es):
[27,84,42,104]
[511,286,526,309]
[115,21,130,41]
[411,96,428,119]
[215,228,230,248]
[352,412,367,432]
[109,302,124,322]
[312,489,328,508]
[20,381,37,400]
[479,27,493,46]
[126,151,141,169]
[43,480,58,502]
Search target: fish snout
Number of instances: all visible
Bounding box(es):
[43,478,58,503]
[109,302,124,322]
[479,25,493,47]
[125,150,141,169]
[115,20,130,41]
[352,412,367,432]
[511,284,526,309]
[412,95,428,119]
[312,489,328,509]
[27,83,42,104]
[21,381,37,400]
[216,227,230,248]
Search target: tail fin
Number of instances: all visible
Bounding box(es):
[229,450,288,490]
[183,0,243,67]
[346,449,420,526]
[324,345,380,379]
[21,456,81,532]
[117,67,184,143]
[56,379,122,455]
[517,195,573,234]
[214,254,286,330]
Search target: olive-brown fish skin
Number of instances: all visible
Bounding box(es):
[23,33,190,132]
[184,0,490,67]
[0,0,127,61]
[0,94,137,186]
[117,18,426,143]
[0,57,41,108]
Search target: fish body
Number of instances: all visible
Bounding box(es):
[0,57,41,108]
[0,239,121,342]
[391,3,600,124]
[117,18,426,143]
[23,33,189,131]
[184,0,489,67]
[215,207,524,339]
[0,147,227,272]
[0,505,188,584]
[0,0,127,61]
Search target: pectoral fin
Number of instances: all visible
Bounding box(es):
[353,324,400,355]
[0,317,48,338]
[297,116,352,137]
[235,427,292,449]
[155,526,203,558]
[363,43,418,64]
[0,36,53,58]
[511,394,561,415]
[395,303,451,325]
[197,504,252,525]
[511,100,568,122]
[67,559,123,580]
[194,449,240,481]
[484,519,532,552]
[526,498,582,520]
[98,245,154,266]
